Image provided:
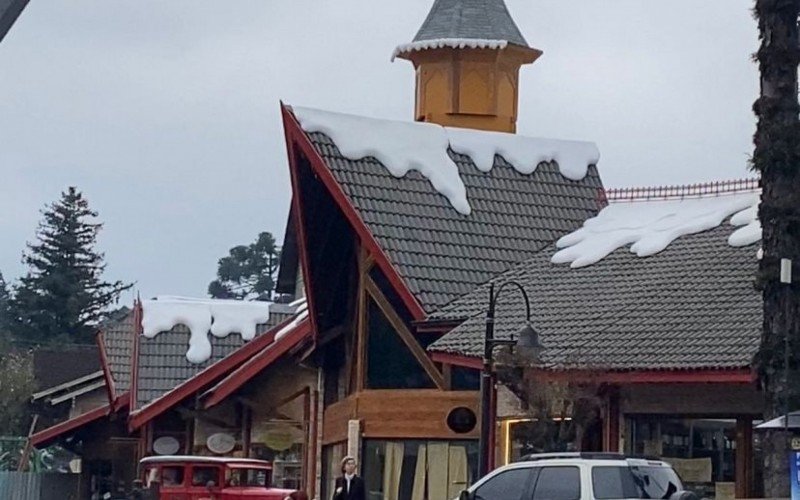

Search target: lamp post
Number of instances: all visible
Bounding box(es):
[478,281,545,478]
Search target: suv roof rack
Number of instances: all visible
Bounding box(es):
[518,452,626,462]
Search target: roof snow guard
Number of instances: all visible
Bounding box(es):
[393,0,531,60]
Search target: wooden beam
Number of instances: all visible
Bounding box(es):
[365,277,445,390]
[735,416,753,498]
[443,363,453,390]
[355,245,369,391]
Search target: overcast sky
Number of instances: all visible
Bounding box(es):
[0,0,758,301]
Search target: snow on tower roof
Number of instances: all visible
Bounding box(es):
[551,180,762,268]
[292,106,599,216]
[393,0,532,59]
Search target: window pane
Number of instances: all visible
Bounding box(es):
[161,466,184,487]
[366,299,434,389]
[192,466,219,487]
[532,466,580,500]
[475,468,531,500]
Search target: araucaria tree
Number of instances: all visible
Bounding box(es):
[752,0,800,495]
[208,232,280,301]
[9,187,131,345]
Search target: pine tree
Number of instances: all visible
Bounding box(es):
[752,0,800,495]
[208,232,280,301]
[9,187,131,345]
[0,271,10,335]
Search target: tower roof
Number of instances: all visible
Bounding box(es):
[394,0,533,60]
[413,0,529,46]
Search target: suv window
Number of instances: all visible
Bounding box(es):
[532,466,580,500]
[474,468,532,500]
[592,466,682,499]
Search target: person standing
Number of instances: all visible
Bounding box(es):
[333,456,365,500]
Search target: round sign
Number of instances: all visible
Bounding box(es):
[153,436,180,455]
[207,433,236,454]
[447,407,477,434]
[262,429,295,451]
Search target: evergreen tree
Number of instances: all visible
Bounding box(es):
[0,271,10,335]
[9,187,131,345]
[208,232,280,301]
[752,0,800,495]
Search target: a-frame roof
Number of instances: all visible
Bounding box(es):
[412,0,530,47]
[283,105,603,313]
[0,0,29,43]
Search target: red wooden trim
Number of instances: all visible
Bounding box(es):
[283,106,321,345]
[281,104,427,320]
[127,313,303,431]
[129,299,142,413]
[96,330,117,407]
[31,392,130,448]
[430,351,482,370]
[202,319,312,409]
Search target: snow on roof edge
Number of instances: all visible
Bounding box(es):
[291,105,599,216]
[391,38,509,61]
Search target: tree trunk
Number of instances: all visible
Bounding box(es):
[753,0,800,496]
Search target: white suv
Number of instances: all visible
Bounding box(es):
[458,453,699,500]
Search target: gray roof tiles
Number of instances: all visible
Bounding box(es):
[412,0,529,47]
[427,223,761,371]
[306,131,602,312]
[102,311,135,393]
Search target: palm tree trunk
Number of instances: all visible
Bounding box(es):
[753,0,800,496]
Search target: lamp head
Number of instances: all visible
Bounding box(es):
[516,323,545,362]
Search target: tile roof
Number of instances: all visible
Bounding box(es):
[305,131,603,312]
[428,223,761,371]
[102,311,135,393]
[32,345,101,390]
[411,0,529,47]
[135,324,271,409]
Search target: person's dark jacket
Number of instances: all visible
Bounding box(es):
[332,475,365,500]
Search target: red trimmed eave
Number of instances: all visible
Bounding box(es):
[281,103,427,322]
[31,392,130,449]
[202,319,312,409]
[429,351,755,384]
[95,330,117,407]
[127,313,303,432]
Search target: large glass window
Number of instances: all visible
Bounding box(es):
[362,439,478,500]
[592,465,682,499]
[627,417,737,498]
[366,299,434,389]
[474,468,532,500]
[531,466,580,500]
[321,442,346,500]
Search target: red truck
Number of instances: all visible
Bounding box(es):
[139,455,300,499]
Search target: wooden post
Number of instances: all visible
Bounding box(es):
[17,414,39,472]
[735,416,753,499]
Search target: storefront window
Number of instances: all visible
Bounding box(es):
[249,418,305,489]
[362,439,478,500]
[627,417,737,498]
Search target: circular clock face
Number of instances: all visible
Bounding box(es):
[447,407,478,434]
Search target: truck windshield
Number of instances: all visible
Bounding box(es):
[226,468,270,488]
[592,465,683,499]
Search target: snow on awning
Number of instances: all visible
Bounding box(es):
[142,297,271,364]
[551,189,761,268]
[292,106,599,216]
[391,38,509,61]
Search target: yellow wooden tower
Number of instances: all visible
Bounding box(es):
[393,0,542,133]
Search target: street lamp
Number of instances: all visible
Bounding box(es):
[478,281,545,477]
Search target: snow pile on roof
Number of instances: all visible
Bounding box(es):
[551,190,761,268]
[392,38,508,61]
[275,299,308,340]
[292,106,599,215]
[142,297,270,364]
[447,127,599,181]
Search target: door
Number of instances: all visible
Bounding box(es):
[187,465,222,500]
